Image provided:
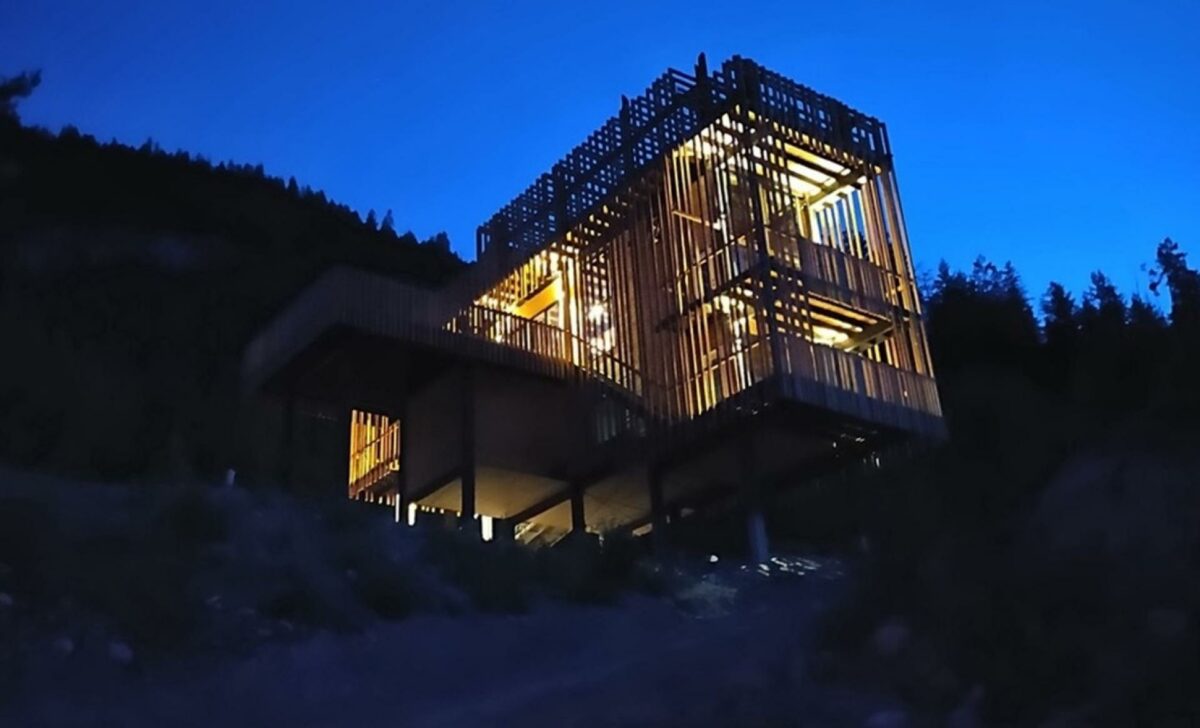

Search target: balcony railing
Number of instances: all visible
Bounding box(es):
[779,334,943,436]
[245,265,944,453]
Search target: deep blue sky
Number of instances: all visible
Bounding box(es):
[3,0,1197,299]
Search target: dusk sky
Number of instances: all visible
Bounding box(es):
[3,0,1197,299]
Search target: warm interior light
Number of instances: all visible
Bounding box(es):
[589,331,614,352]
[587,303,608,323]
[811,324,851,347]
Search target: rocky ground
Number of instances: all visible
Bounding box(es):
[0,468,913,727]
[3,560,905,727]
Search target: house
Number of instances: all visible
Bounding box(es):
[242,55,943,560]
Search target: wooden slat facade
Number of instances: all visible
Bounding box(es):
[243,55,944,500]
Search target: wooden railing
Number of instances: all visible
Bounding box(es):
[778,334,943,436]
[444,303,658,424]
[244,266,944,452]
[242,267,657,426]
[446,305,569,366]
[768,230,908,317]
[242,267,582,393]
[242,267,435,391]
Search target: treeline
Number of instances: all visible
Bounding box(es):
[926,238,1200,421]
[0,72,463,480]
[804,239,1200,724]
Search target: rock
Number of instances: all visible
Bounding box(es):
[52,636,75,656]
[1038,706,1096,728]
[871,617,910,658]
[865,709,909,728]
[0,592,14,608]
[948,684,985,728]
[108,640,134,666]
[780,652,808,687]
[1147,607,1189,641]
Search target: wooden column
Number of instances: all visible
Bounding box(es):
[459,365,477,530]
[396,399,410,524]
[570,481,587,537]
[648,464,668,552]
[492,518,515,543]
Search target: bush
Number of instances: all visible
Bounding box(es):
[422,527,666,612]
[350,563,420,620]
[159,487,229,546]
[0,496,62,599]
[71,532,199,649]
[538,532,664,604]
[256,567,354,630]
[423,528,536,613]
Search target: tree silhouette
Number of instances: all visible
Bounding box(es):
[1040,281,1078,386]
[0,108,462,479]
[927,257,1039,377]
[1151,237,1200,331]
[0,69,40,122]
[1079,271,1126,340]
[1041,282,1077,343]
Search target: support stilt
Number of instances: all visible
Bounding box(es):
[740,438,771,565]
[648,465,668,553]
[493,518,515,543]
[570,481,586,536]
[459,366,476,531]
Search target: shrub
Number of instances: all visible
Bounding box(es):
[71,532,199,650]
[537,532,664,604]
[350,563,420,620]
[0,496,61,599]
[158,486,229,546]
[423,528,536,613]
[256,569,353,630]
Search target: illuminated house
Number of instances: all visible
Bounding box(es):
[243,55,943,558]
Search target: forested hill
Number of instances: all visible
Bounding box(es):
[0,118,462,281]
[0,95,464,481]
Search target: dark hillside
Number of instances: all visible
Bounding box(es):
[0,114,463,480]
[782,247,1200,724]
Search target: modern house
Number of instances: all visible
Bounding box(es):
[242,55,943,560]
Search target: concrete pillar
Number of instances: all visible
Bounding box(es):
[458,366,476,530]
[746,508,770,566]
[740,438,771,565]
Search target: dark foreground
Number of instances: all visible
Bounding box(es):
[6,562,896,728]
